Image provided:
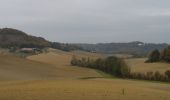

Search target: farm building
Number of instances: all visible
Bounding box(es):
[20,48,42,53]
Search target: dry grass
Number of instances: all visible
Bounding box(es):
[0,79,170,100]
[126,58,170,74]
[0,49,170,100]
[0,50,101,81]
[27,49,102,79]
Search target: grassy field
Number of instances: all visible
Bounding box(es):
[0,49,169,100]
[126,58,170,74]
[0,50,101,81]
[0,79,170,100]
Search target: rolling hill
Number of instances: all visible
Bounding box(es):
[0,49,169,100]
[0,28,169,100]
[0,28,51,48]
[0,28,168,55]
[0,28,83,52]
[75,41,168,56]
[0,49,102,81]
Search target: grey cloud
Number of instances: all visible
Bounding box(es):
[0,0,170,43]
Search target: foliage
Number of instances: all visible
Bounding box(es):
[70,56,130,77]
[165,70,170,78]
[75,41,168,56]
[146,46,170,63]
[51,42,84,51]
[129,71,170,82]
[146,49,160,63]
[160,46,170,62]
[0,28,51,49]
[71,56,170,82]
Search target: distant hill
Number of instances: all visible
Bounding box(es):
[75,41,169,56]
[51,42,84,51]
[0,28,84,52]
[0,28,51,48]
[0,28,168,55]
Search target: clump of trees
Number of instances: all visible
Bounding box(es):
[160,46,170,62]
[146,49,160,63]
[146,46,170,63]
[128,71,170,82]
[165,70,170,79]
[71,56,130,78]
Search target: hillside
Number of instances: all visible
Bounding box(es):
[75,41,168,56]
[0,28,50,48]
[0,49,102,81]
[0,50,169,100]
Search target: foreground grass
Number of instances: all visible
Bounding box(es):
[0,79,170,100]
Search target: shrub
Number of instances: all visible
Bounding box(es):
[165,70,170,78]
[70,55,78,66]
[146,71,153,80]
[146,49,160,63]
[154,71,161,81]
[160,46,170,63]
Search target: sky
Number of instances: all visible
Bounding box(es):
[0,0,170,43]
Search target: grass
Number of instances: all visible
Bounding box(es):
[79,77,104,79]
[96,70,116,78]
[0,79,170,100]
[126,58,170,74]
[0,49,169,100]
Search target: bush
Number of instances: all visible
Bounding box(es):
[70,55,78,66]
[165,70,170,78]
[146,49,160,63]
[160,46,170,63]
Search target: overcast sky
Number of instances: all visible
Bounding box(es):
[0,0,170,43]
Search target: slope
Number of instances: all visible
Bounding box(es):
[0,28,50,48]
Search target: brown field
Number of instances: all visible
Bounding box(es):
[0,49,169,100]
[126,58,170,74]
[0,79,170,100]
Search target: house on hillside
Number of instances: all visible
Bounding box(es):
[20,48,42,53]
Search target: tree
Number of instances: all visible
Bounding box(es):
[165,70,170,78]
[160,46,170,63]
[154,71,161,81]
[70,55,78,66]
[146,49,160,63]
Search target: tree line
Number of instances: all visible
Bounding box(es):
[128,71,170,82]
[51,42,84,52]
[71,56,130,78]
[71,56,170,82]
